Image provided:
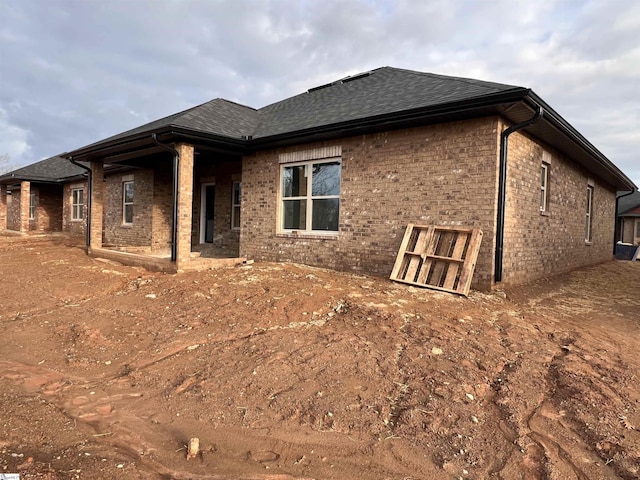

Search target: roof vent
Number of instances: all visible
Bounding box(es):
[341,71,372,83]
[307,82,335,93]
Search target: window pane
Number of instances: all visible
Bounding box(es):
[233,182,241,205]
[78,190,84,205]
[283,166,307,197]
[232,206,240,229]
[124,182,134,203]
[312,198,339,231]
[540,165,547,187]
[283,199,306,229]
[124,204,134,224]
[312,162,340,196]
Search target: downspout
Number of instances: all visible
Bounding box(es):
[152,134,179,262]
[494,105,543,283]
[614,188,637,251]
[69,157,92,248]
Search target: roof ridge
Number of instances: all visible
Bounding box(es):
[383,66,524,91]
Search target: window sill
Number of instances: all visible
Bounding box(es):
[276,231,339,241]
[121,223,134,228]
[540,210,550,217]
[584,240,593,246]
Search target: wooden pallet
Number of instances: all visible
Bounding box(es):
[390,224,483,296]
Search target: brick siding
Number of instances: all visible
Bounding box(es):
[501,126,616,285]
[240,118,501,289]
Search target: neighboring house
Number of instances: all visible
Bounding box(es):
[16,67,637,288]
[0,155,88,236]
[617,190,640,245]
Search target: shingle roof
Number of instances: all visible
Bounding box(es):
[0,155,85,184]
[253,67,523,138]
[618,190,640,215]
[80,98,258,150]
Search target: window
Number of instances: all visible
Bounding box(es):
[29,193,36,220]
[231,181,241,230]
[585,184,594,242]
[71,188,84,221]
[280,159,341,233]
[540,163,549,212]
[123,181,134,225]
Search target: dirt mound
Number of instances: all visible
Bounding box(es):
[1,235,639,479]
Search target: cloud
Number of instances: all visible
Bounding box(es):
[0,0,638,186]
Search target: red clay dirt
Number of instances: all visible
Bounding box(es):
[1,234,639,480]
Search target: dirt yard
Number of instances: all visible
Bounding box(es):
[1,235,639,480]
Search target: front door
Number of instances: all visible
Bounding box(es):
[201,184,215,243]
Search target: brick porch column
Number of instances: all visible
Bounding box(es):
[20,181,30,233]
[89,161,104,250]
[0,184,6,230]
[175,143,194,270]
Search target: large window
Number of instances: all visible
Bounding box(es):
[29,193,36,220]
[281,159,341,233]
[71,188,84,221]
[123,181,134,225]
[540,163,549,212]
[231,181,241,230]
[585,184,594,242]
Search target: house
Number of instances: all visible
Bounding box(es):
[617,190,640,245]
[0,155,88,236]
[12,67,637,288]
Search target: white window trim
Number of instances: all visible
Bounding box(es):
[278,157,341,235]
[71,188,84,221]
[123,181,134,225]
[199,182,215,244]
[585,183,594,243]
[540,163,549,213]
[231,181,241,231]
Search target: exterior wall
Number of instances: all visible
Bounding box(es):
[502,125,616,285]
[151,161,173,253]
[0,184,6,229]
[62,181,88,236]
[193,157,242,251]
[30,184,63,232]
[104,170,153,248]
[6,189,20,231]
[620,216,640,244]
[240,118,501,288]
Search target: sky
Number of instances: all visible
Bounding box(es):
[0,0,638,187]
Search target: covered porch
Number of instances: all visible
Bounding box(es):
[78,139,246,273]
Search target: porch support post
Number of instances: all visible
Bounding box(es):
[20,181,30,233]
[89,161,104,250]
[0,184,6,230]
[175,143,194,271]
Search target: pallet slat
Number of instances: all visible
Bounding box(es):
[390,225,483,296]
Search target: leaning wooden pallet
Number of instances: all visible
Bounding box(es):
[390,224,483,296]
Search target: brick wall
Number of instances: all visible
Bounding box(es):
[6,189,20,231]
[151,161,173,253]
[240,118,500,288]
[31,184,63,232]
[62,181,88,236]
[501,125,616,285]
[193,157,242,251]
[104,170,153,248]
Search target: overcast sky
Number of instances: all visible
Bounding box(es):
[0,0,638,187]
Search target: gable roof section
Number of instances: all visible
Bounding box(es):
[253,67,525,138]
[73,98,259,155]
[0,155,86,184]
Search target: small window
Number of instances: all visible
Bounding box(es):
[29,193,36,220]
[123,181,134,225]
[231,181,241,230]
[585,185,594,242]
[540,163,549,212]
[71,188,84,221]
[280,159,341,233]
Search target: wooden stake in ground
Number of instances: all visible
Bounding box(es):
[187,437,199,460]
